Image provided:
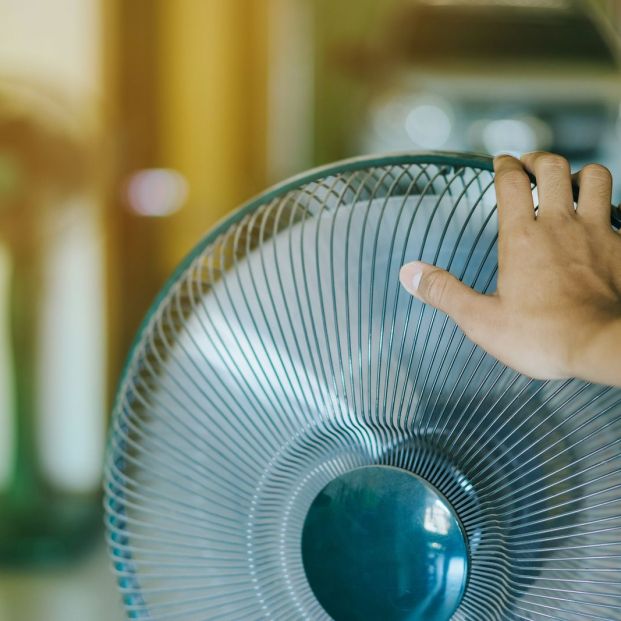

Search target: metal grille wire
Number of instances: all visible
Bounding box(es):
[104,153,621,621]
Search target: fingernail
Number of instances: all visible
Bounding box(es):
[399,262,424,295]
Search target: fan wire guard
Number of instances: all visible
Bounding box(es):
[105,153,621,621]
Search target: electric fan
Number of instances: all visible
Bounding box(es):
[105,152,621,621]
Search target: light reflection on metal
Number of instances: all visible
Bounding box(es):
[424,499,452,535]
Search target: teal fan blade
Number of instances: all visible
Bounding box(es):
[105,152,621,621]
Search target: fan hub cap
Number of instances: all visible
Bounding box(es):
[302,465,469,621]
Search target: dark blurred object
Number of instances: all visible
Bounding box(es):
[386,0,618,66]
[0,81,105,566]
[313,0,621,174]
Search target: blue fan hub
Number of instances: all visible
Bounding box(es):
[302,465,469,620]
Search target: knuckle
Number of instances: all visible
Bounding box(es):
[511,222,534,241]
[538,153,569,173]
[502,223,532,253]
[494,154,517,166]
[496,169,528,188]
[421,270,449,306]
[581,163,612,184]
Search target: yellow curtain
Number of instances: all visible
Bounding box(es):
[103,0,270,371]
[158,0,269,272]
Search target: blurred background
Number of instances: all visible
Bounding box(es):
[0,0,620,619]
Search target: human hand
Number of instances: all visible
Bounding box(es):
[399,152,621,387]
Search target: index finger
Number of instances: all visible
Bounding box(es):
[493,154,536,232]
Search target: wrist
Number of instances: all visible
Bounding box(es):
[570,316,621,387]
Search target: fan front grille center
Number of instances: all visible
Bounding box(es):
[302,465,469,621]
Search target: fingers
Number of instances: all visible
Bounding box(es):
[520,152,574,218]
[493,154,536,232]
[498,152,614,226]
[399,261,499,339]
[571,164,613,228]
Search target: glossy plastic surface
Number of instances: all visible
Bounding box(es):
[303,466,468,621]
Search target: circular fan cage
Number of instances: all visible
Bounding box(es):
[105,152,621,621]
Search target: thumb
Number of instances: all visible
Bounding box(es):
[399,261,494,332]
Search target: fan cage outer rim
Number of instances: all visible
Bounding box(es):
[104,149,548,619]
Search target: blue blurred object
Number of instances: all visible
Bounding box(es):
[302,466,468,621]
